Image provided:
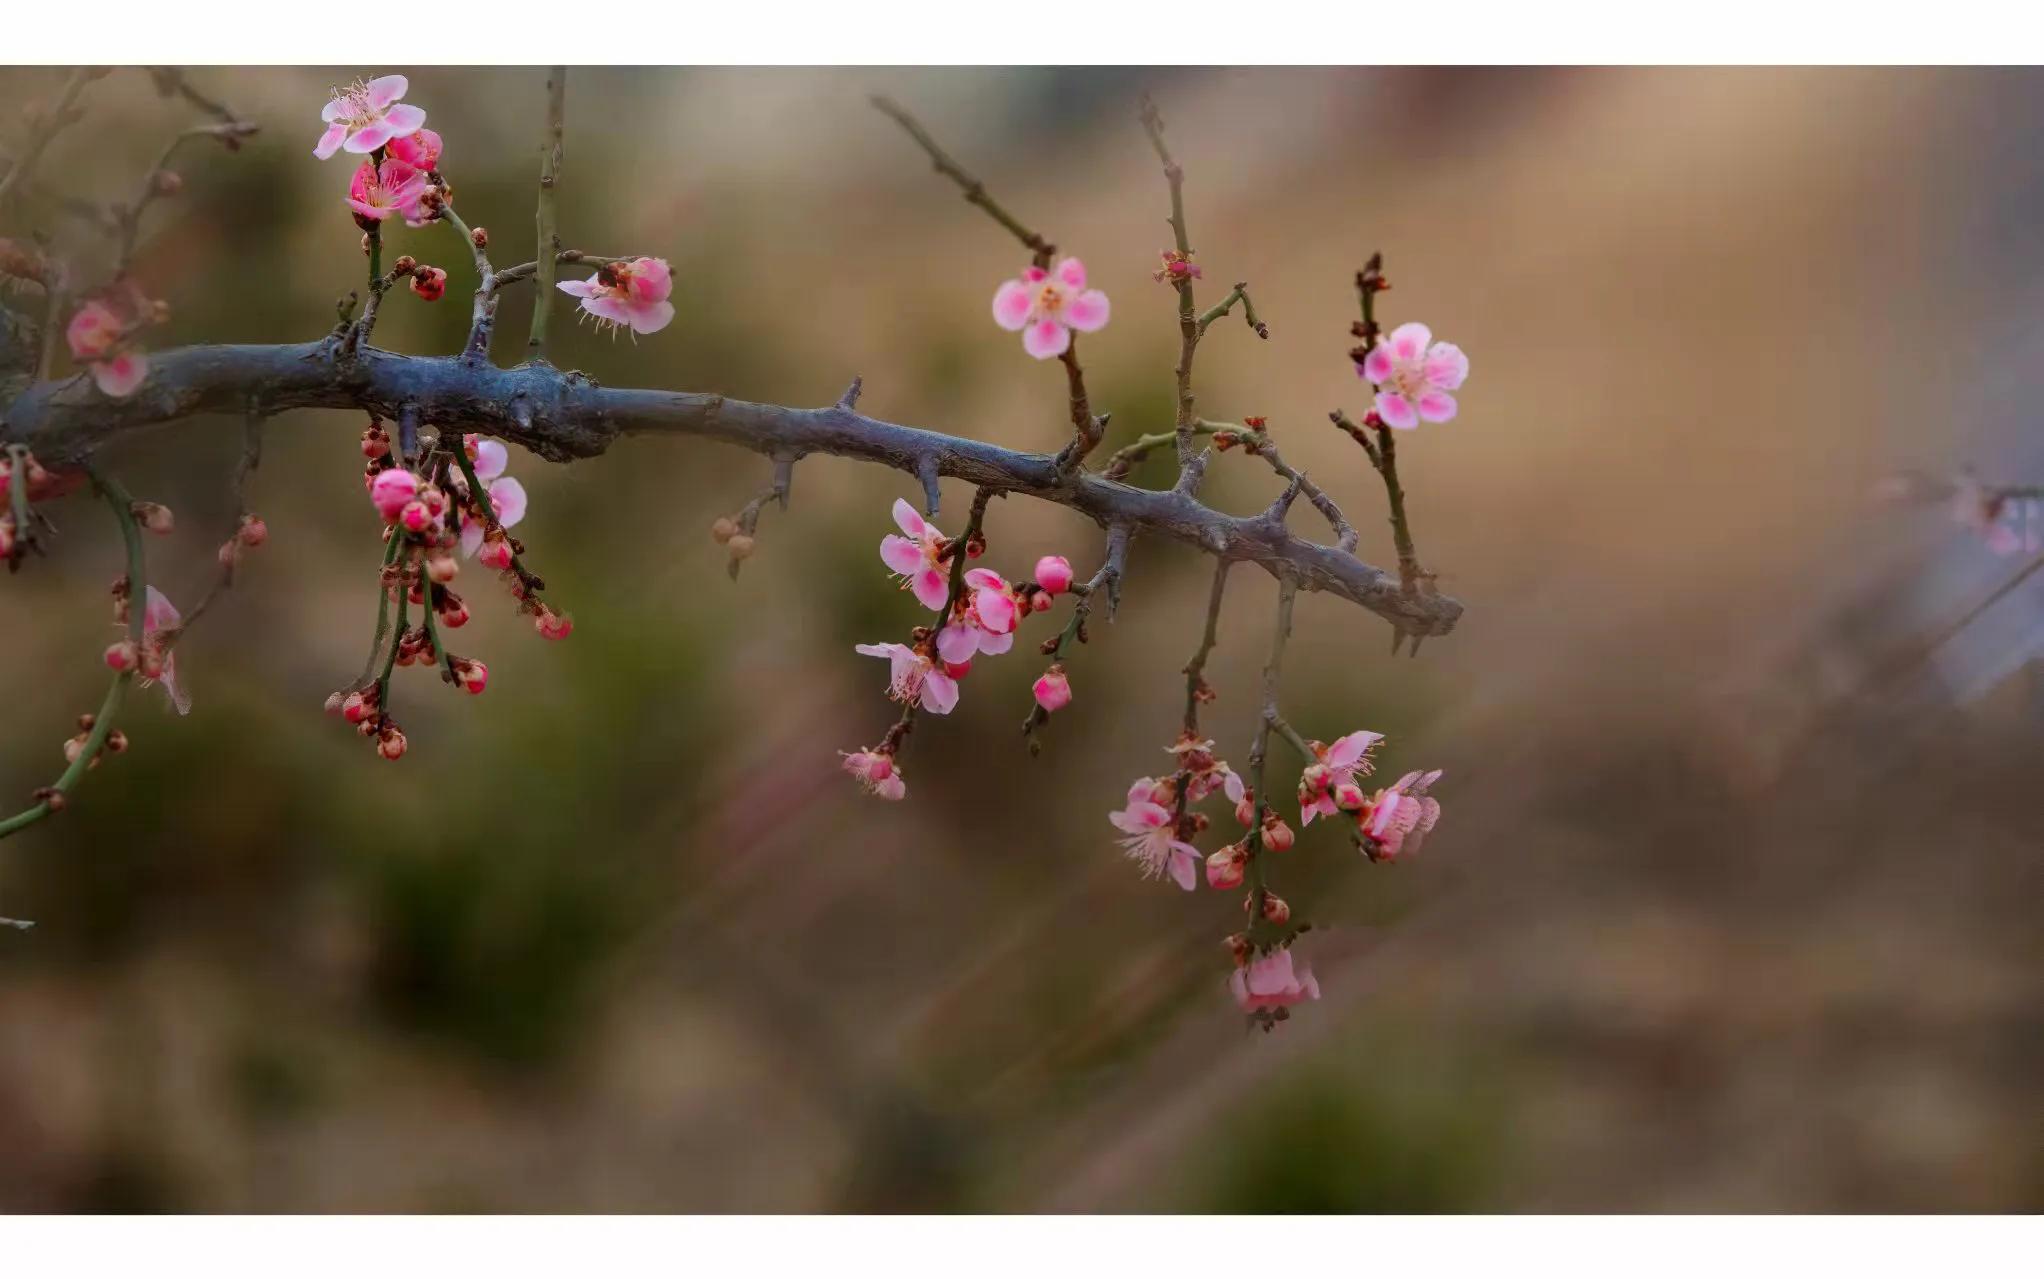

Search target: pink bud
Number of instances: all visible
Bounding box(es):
[377,726,408,760]
[399,500,433,534]
[1262,818,1294,853]
[103,640,137,671]
[1032,665,1072,713]
[1031,591,1052,613]
[478,537,514,571]
[426,551,458,584]
[370,469,420,522]
[1332,781,1366,811]
[534,608,573,641]
[1206,845,1246,890]
[944,658,972,680]
[436,595,470,628]
[1034,554,1074,595]
[133,502,175,536]
[237,514,269,547]
[454,658,488,695]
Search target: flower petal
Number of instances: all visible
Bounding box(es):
[1361,346,1395,384]
[381,103,427,138]
[91,353,148,398]
[1375,391,1419,430]
[1065,289,1110,333]
[624,299,675,335]
[911,568,949,611]
[1387,321,1432,362]
[1424,342,1469,391]
[487,477,527,528]
[472,439,509,481]
[891,497,929,540]
[992,279,1034,331]
[365,75,409,109]
[881,533,925,577]
[1054,258,1087,290]
[313,123,347,160]
[920,669,959,714]
[1168,845,1198,891]
[345,120,395,153]
[1022,318,1071,360]
[975,628,1013,656]
[936,624,980,665]
[556,276,601,297]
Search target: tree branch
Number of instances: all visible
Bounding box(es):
[0,342,1464,637]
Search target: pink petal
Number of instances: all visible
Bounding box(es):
[144,585,182,632]
[1387,322,1432,362]
[459,521,485,558]
[1065,289,1110,333]
[1326,730,1381,770]
[381,103,427,137]
[345,120,395,153]
[1416,391,1458,423]
[346,199,395,222]
[580,296,634,327]
[1361,347,1395,384]
[321,96,348,124]
[624,299,675,335]
[487,477,527,528]
[160,654,192,717]
[962,567,1005,591]
[313,123,347,159]
[855,642,899,660]
[975,628,1013,656]
[881,533,925,577]
[1054,258,1087,290]
[920,669,959,714]
[472,439,509,481]
[936,624,979,665]
[891,497,930,540]
[91,354,148,398]
[556,277,601,297]
[1424,342,1469,391]
[911,568,949,611]
[992,279,1034,331]
[1168,846,1198,892]
[365,74,409,109]
[1022,319,1071,360]
[1375,391,1419,430]
[974,588,1018,634]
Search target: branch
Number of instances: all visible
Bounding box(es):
[869,96,1056,266]
[0,343,1464,637]
[0,68,101,207]
[527,67,567,358]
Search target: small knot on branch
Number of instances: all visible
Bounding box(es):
[837,376,863,411]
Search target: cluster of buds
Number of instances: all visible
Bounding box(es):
[840,748,906,801]
[1347,252,1390,364]
[709,515,755,567]
[1212,416,1270,453]
[327,684,407,760]
[59,713,128,771]
[218,513,270,570]
[1152,248,1202,285]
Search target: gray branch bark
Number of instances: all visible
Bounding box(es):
[1,340,1464,636]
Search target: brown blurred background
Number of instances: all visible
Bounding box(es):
[0,66,2039,1212]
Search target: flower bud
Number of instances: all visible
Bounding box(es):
[478,536,514,571]
[399,500,434,534]
[361,426,391,459]
[1262,816,1295,853]
[943,659,972,680]
[217,540,242,569]
[1032,665,1072,713]
[1206,845,1246,890]
[323,690,345,716]
[534,608,573,641]
[391,255,417,275]
[710,516,738,544]
[471,226,489,249]
[409,266,447,302]
[103,640,137,671]
[131,501,175,535]
[237,514,268,547]
[1034,554,1074,595]
[370,469,420,522]
[1260,893,1291,926]
[1031,591,1053,613]
[436,592,470,628]
[726,534,756,561]
[453,657,488,695]
[377,726,408,761]
[426,550,459,584]
[150,169,183,197]
[105,729,129,754]
[1332,780,1366,811]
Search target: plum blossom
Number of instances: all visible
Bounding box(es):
[1032,665,1071,713]
[855,642,959,714]
[991,257,1110,359]
[346,158,431,226]
[934,567,1021,663]
[386,126,443,171]
[458,437,529,559]
[1358,769,1444,862]
[1108,777,1199,891]
[66,299,149,399]
[1297,729,1383,826]
[1359,322,1468,430]
[1229,946,1321,1016]
[1168,734,1243,805]
[313,75,427,160]
[140,587,191,716]
[842,749,906,801]
[880,498,951,612]
[557,257,674,336]
[369,468,420,523]
[1034,554,1074,595]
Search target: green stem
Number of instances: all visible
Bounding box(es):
[0,469,145,839]
[1241,580,1297,944]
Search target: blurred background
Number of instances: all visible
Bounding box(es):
[0,66,2040,1212]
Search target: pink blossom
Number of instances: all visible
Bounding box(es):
[140,586,190,716]
[1359,769,1444,861]
[313,75,427,160]
[370,468,420,522]
[1229,946,1321,1015]
[66,301,123,361]
[557,257,674,336]
[1297,729,1383,826]
[1108,778,1199,891]
[346,158,431,225]
[1205,843,1246,889]
[842,749,906,801]
[386,126,443,170]
[855,642,959,714]
[1168,735,1244,804]
[1032,665,1071,712]
[991,257,1110,360]
[1360,322,1468,430]
[89,352,149,398]
[460,478,527,557]
[880,498,951,611]
[1034,554,1074,595]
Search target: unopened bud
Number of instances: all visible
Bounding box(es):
[409,266,447,302]
[1262,817,1294,853]
[1260,893,1291,926]
[104,640,138,671]
[150,169,183,197]
[377,726,408,761]
[710,516,738,544]
[726,534,756,561]
[392,254,417,274]
[471,226,488,248]
[237,514,268,547]
[131,501,175,535]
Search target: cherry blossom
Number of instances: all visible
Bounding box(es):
[1032,665,1071,713]
[1358,769,1444,861]
[557,257,674,336]
[880,498,951,611]
[1359,322,1469,430]
[140,587,190,716]
[313,75,427,161]
[1229,946,1321,1015]
[855,641,959,714]
[386,126,443,171]
[1108,777,1199,891]
[991,257,1110,359]
[346,158,431,226]
[65,299,149,399]
[842,749,906,801]
[1034,554,1074,595]
[1297,729,1383,826]
[457,439,529,559]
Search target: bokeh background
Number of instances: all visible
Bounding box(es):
[1,66,2040,1212]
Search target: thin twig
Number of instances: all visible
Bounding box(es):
[869,97,1056,266]
[527,67,568,359]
